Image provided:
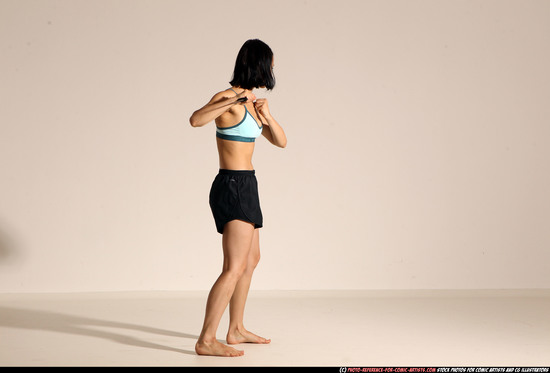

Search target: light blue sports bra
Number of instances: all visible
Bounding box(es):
[216,88,263,142]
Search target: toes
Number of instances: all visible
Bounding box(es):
[227,329,270,344]
[232,350,244,357]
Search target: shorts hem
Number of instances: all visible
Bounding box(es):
[217,219,263,234]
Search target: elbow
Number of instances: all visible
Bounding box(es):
[189,112,200,127]
[279,140,287,149]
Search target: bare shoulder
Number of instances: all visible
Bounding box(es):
[212,88,243,126]
[208,88,237,103]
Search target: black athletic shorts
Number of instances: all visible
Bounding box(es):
[209,169,263,234]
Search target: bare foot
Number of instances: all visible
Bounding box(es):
[226,328,271,345]
[195,339,244,357]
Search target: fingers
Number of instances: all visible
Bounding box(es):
[236,91,256,103]
[253,98,266,107]
[253,99,269,113]
[253,99,270,120]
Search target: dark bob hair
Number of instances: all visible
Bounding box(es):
[229,39,275,90]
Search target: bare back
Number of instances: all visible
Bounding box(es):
[215,88,264,170]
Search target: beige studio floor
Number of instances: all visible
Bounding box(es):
[0,289,549,367]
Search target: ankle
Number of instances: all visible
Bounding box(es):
[197,334,217,344]
[228,323,246,334]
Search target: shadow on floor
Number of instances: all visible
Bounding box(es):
[0,306,198,356]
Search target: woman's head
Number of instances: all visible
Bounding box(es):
[230,39,275,90]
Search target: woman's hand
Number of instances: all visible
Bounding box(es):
[237,90,257,104]
[253,98,271,120]
[256,99,286,148]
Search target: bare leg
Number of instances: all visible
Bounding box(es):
[195,220,255,357]
[226,228,271,345]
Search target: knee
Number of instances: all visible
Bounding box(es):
[223,262,248,281]
[253,251,261,268]
[247,252,261,273]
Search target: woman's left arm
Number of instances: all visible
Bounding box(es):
[254,99,287,148]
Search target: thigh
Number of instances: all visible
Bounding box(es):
[247,228,260,267]
[222,219,255,271]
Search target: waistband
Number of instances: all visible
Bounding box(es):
[219,168,255,176]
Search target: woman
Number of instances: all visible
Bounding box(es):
[189,39,287,357]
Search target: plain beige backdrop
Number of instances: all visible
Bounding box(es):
[1,0,549,293]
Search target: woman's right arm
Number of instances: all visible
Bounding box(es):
[189,90,254,127]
